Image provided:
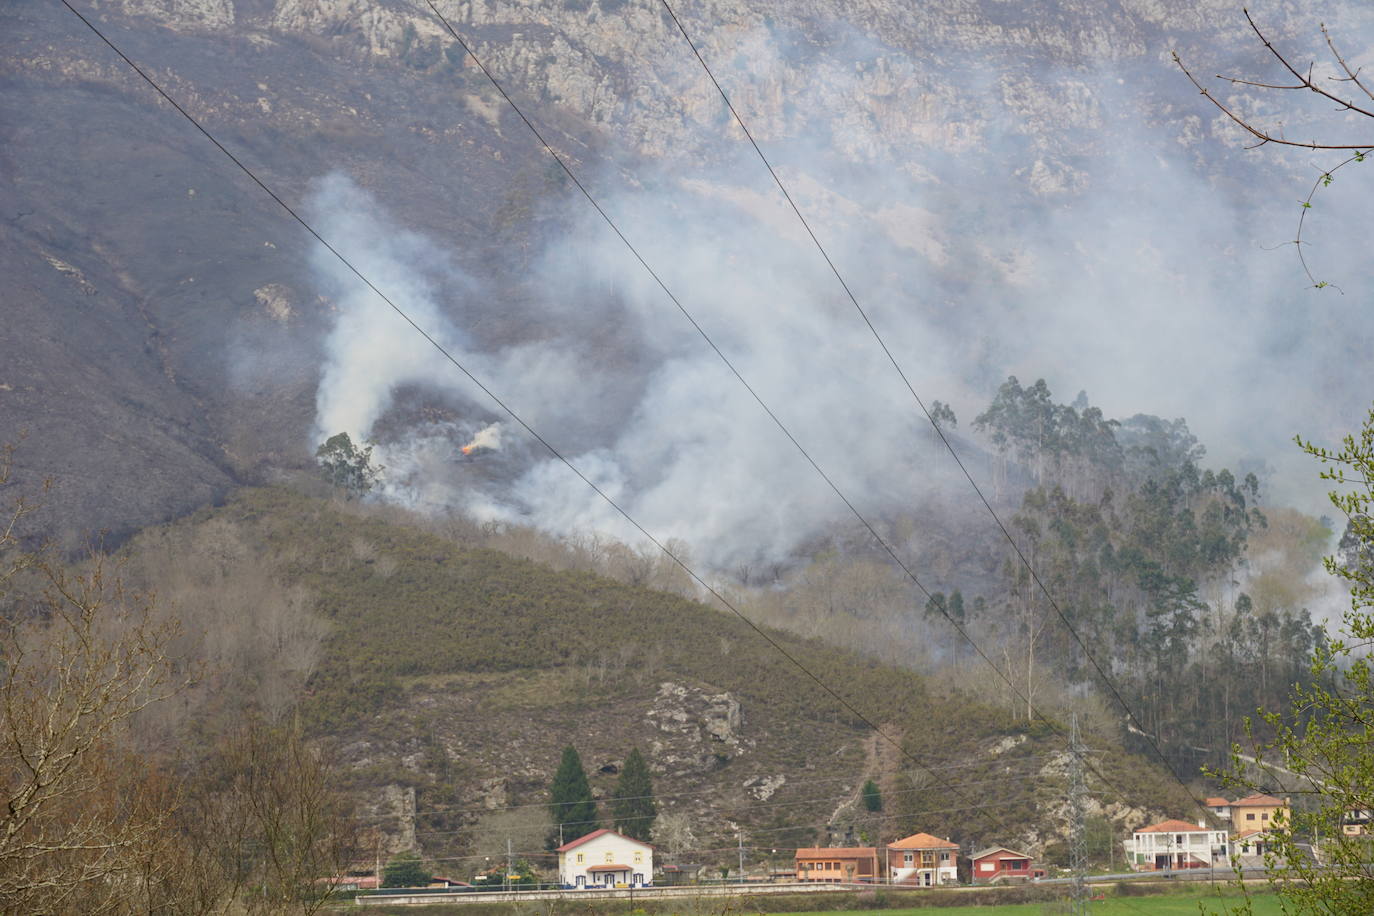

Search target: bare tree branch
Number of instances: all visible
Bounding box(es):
[1322,23,1374,103]
[1173,12,1373,290]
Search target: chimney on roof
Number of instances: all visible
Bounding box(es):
[1198,819,1206,828]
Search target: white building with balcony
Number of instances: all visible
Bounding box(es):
[1130,819,1229,871]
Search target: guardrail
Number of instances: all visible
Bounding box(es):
[356,869,1283,907]
[357,882,861,906]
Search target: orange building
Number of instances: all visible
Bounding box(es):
[794,847,879,883]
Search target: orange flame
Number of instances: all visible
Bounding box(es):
[461,445,474,456]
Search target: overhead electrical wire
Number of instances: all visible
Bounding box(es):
[348,752,1058,822]
[57,0,1031,841]
[406,765,1054,840]
[651,0,1212,813]
[419,794,1026,844]
[414,796,1024,866]
[409,0,1142,814]
[410,0,1143,812]
[57,0,1144,836]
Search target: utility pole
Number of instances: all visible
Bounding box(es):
[738,832,745,883]
[1068,712,1089,916]
[507,837,513,893]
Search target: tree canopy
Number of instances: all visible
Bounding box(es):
[611,747,657,842]
[315,432,382,498]
[548,745,598,847]
[1217,407,1374,914]
[381,851,430,888]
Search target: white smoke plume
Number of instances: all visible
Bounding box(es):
[299,10,1374,571]
[462,423,502,455]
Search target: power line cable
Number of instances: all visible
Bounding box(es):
[413,0,1140,815]
[417,796,1019,865]
[653,0,1210,813]
[410,767,1052,840]
[58,0,1025,841]
[350,752,1059,822]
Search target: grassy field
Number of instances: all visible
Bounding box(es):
[770,887,1278,916]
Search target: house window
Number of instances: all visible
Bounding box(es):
[605,852,614,863]
[1175,835,1183,844]
[1261,813,1269,821]
[634,852,643,864]
[1247,813,1256,821]
[939,852,949,862]
[904,853,913,865]
[576,853,584,864]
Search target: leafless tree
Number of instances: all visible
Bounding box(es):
[651,810,698,862]
[0,449,356,914]
[190,720,361,915]
[0,555,188,912]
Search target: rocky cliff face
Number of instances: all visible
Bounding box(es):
[58,0,1325,171]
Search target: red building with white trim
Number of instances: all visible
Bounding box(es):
[969,846,1036,883]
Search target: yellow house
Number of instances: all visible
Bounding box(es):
[1229,794,1289,831]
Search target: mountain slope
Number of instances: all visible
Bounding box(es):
[121,485,1192,866]
[7,0,1367,543]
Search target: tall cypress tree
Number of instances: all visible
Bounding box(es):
[611,747,657,842]
[861,779,882,812]
[548,746,598,847]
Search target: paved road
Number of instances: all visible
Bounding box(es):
[356,870,1275,906]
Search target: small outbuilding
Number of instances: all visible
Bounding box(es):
[969,846,1035,884]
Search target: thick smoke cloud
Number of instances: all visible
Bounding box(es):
[301,10,1374,570]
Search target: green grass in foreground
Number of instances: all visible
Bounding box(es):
[774,888,1279,916]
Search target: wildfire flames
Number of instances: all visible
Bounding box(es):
[460,422,502,457]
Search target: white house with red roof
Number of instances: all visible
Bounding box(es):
[556,828,653,889]
[1129,819,1230,871]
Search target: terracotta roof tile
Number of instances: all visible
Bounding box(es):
[1231,794,1285,807]
[1138,819,1212,833]
[970,846,1031,860]
[795,847,878,859]
[888,832,959,850]
[556,828,652,853]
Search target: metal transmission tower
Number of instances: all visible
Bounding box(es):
[1068,713,1089,915]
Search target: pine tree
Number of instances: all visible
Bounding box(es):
[611,748,657,841]
[861,779,882,812]
[381,851,430,888]
[548,746,598,847]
